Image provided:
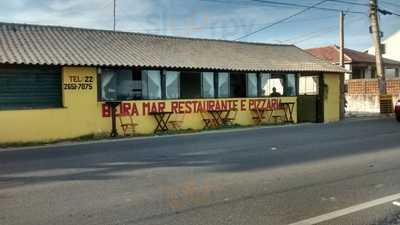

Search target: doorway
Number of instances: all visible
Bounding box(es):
[297,74,324,123]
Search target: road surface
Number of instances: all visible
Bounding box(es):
[1,118,400,225]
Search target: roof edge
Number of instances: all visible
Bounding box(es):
[0,21,294,48]
[295,45,348,73]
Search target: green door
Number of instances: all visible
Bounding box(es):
[297,74,324,123]
[297,95,318,123]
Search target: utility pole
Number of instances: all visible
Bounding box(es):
[339,11,345,120]
[113,0,116,31]
[339,11,344,68]
[369,0,385,94]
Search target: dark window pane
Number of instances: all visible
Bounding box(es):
[230,73,246,98]
[180,72,201,99]
[0,65,62,109]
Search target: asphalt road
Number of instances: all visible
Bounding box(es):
[1,118,400,225]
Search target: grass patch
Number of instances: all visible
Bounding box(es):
[0,133,109,149]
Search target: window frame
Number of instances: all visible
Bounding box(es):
[164,70,181,99]
[99,67,137,101]
[201,71,216,99]
[97,68,300,101]
[246,72,258,97]
[298,74,320,96]
[0,65,63,110]
[217,72,230,98]
[142,69,162,100]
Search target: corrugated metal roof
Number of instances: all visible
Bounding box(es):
[0,22,346,73]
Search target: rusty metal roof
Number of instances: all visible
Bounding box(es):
[0,22,346,73]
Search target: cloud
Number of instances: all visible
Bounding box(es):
[0,0,399,50]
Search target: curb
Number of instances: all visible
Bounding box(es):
[0,123,309,152]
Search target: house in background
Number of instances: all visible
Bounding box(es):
[367,30,400,77]
[306,45,400,80]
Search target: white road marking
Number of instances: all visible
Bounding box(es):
[393,201,400,207]
[288,192,400,225]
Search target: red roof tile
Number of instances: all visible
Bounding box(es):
[305,45,400,65]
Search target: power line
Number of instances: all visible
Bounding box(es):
[326,0,369,7]
[248,0,366,14]
[382,0,400,9]
[325,0,400,17]
[233,0,331,41]
[378,8,400,17]
[202,0,366,14]
[292,15,367,44]
[126,15,337,33]
[282,15,365,44]
[200,0,304,9]
[113,0,116,31]
[286,24,339,44]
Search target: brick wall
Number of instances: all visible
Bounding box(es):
[347,79,365,95]
[386,79,400,95]
[365,80,379,94]
[347,79,400,95]
[346,78,400,115]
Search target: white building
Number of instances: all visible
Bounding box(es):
[367,30,400,78]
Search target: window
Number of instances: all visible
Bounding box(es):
[180,72,201,99]
[286,74,296,96]
[299,75,319,95]
[230,73,246,98]
[261,73,290,97]
[246,73,258,97]
[217,72,230,98]
[165,71,180,99]
[131,69,142,99]
[260,73,270,96]
[142,70,162,99]
[99,69,298,101]
[384,68,400,78]
[0,65,62,109]
[202,72,215,98]
[101,69,133,101]
[352,67,365,79]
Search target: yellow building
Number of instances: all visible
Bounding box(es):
[0,22,346,143]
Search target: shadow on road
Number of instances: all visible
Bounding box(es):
[0,118,399,189]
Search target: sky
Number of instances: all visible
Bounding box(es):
[0,0,399,51]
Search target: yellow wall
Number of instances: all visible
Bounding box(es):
[0,66,298,143]
[105,97,297,134]
[0,67,105,143]
[324,73,342,122]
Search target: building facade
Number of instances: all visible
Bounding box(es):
[368,30,400,63]
[0,23,345,143]
[307,45,400,80]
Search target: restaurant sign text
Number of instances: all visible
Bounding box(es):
[101,98,286,117]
